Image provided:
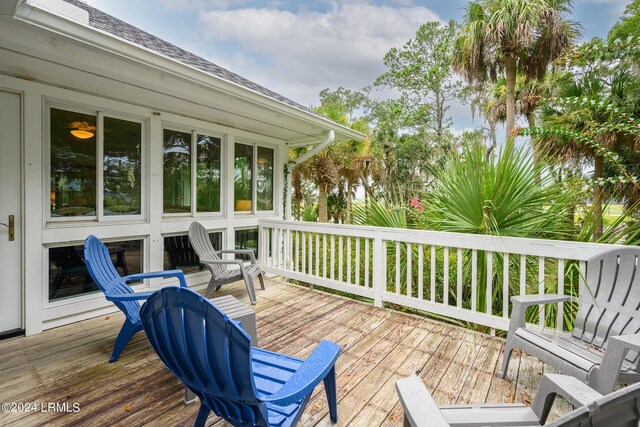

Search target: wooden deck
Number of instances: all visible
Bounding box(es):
[0,279,570,426]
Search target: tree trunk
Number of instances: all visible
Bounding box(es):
[593,155,604,240]
[504,54,517,142]
[526,112,541,181]
[346,181,353,224]
[292,167,302,221]
[318,184,328,223]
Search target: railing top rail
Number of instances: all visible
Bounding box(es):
[259,219,631,261]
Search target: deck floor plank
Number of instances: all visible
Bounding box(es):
[0,279,581,426]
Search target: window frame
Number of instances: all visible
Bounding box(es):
[44,100,148,224]
[162,123,226,218]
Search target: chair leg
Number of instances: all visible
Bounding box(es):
[500,342,514,379]
[194,404,211,427]
[204,277,218,298]
[257,273,266,290]
[243,272,258,305]
[323,366,338,423]
[110,319,141,362]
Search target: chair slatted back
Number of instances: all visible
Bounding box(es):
[189,222,224,276]
[84,235,140,323]
[165,235,200,269]
[550,381,640,427]
[140,287,268,425]
[573,248,640,367]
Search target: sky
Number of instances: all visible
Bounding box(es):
[85,0,631,134]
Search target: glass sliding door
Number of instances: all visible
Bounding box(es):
[234,143,253,212]
[196,134,221,213]
[257,146,274,211]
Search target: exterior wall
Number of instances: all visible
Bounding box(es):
[0,71,286,335]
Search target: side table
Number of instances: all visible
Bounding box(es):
[184,295,257,405]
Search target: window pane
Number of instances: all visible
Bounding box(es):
[50,108,97,217]
[197,135,221,212]
[104,117,142,215]
[235,228,258,261]
[234,143,253,212]
[163,232,222,274]
[48,239,143,301]
[163,129,191,213]
[257,147,274,211]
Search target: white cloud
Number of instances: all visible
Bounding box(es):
[197,2,441,105]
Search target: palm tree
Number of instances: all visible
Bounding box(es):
[454,0,579,141]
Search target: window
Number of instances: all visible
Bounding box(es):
[163,129,222,215]
[163,232,222,274]
[234,143,253,212]
[49,107,143,219]
[234,143,275,212]
[48,239,143,301]
[235,228,259,261]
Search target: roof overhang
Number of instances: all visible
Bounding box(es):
[11,0,366,144]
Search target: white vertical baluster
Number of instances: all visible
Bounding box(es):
[347,237,352,285]
[395,241,401,294]
[315,233,320,277]
[338,236,344,282]
[406,243,412,297]
[271,228,277,269]
[457,248,463,308]
[364,239,370,288]
[322,234,327,278]
[418,245,424,300]
[308,233,313,275]
[295,231,299,272]
[301,232,306,274]
[355,237,360,286]
[373,237,384,307]
[330,235,335,280]
[503,252,509,319]
[430,246,436,302]
[444,247,449,305]
[557,258,565,331]
[539,257,546,327]
[520,254,526,297]
[487,251,493,315]
[471,249,477,312]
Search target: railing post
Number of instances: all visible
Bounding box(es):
[258,222,266,268]
[372,236,385,308]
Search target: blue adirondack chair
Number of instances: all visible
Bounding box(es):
[84,235,188,362]
[140,286,341,427]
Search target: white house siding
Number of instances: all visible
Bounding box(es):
[0,13,296,335]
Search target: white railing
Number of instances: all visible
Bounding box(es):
[258,219,624,331]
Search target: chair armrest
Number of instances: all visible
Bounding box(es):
[259,340,340,406]
[217,249,257,263]
[106,291,154,302]
[396,376,450,427]
[508,294,571,333]
[532,374,602,423]
[201,259,244,267]
[123,269,188,288]
[594,333,640,393]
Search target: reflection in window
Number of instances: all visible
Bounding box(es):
[197,135,221,212]
[163,232,222,274]
[163,129,191,213]
[257,147,274,211]
[234,143,253,212]
[104,117,142,215]
[235,228,259,261]
[50,108,97,217]
[48,240,143,301]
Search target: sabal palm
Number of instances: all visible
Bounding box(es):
[454,0,579,141]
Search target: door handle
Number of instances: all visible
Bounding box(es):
[0,215,14,241]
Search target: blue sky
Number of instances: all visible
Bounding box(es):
[86,0,630,134]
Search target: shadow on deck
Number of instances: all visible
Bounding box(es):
[0,279,570,426]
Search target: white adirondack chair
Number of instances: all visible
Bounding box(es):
[501,248,640,394]
[396,374,640,427]
[188,221,265,304]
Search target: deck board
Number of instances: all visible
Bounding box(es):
[0,279,578,426]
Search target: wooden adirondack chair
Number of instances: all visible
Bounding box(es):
[84,235,188,362]
[396,374,640,427]
[501,248,640,394]
[189,221,265,304]
[140,286,341,427]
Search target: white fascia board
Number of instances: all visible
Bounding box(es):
[13,1,366,143]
